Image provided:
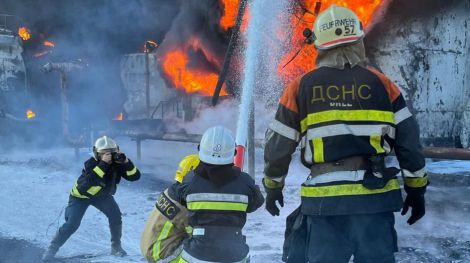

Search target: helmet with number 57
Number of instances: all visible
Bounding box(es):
[312,4,365,50]
[199,126,236,165]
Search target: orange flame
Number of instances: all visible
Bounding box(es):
[162,50,227,96]
[144,40,158,53]
[218,0,385,82]
[44,40,55,47]
[114,112,124,121]
[161,0,385,97]
[219,0,249,32]
[26,109,36,119]
[161,38,227,96]
[219,0,240,31]
[18,27,31,41]
[279,0,385,81]
[33,50,50,58]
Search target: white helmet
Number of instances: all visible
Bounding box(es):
[199,126,235,165]
[94,136,118,154]
[312,4,364,50]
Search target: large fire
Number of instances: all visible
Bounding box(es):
[18,27,31,41]
[219,0,242,31]
[161,38,227,96]
[162,49,227,96]
[160,0,385,96]
[279,0,384,80]
[218,0,386,83]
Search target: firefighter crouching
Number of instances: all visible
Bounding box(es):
[141,154,200,263]
[42,136,141,261]
[264,5,428,263]
[169,126,264,262]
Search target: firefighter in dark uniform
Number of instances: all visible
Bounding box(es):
[140,154,200,263]
[42,136,141,261]
[169,126,264,263]
[263,5,428,263]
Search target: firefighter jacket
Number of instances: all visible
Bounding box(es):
[141,154,200,263]
[71,157,140,199]
[264,65,427,216]
[169,163,264,262]
[141,189,189,263]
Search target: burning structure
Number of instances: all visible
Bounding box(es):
[0,0,469,150]
[0,1,469,262]
[0,15,27,117]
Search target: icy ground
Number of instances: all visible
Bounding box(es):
[0,138,469,263]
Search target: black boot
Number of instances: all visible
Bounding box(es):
[42,230,69,261]
[42,244,59,262]
[110,223,127,257]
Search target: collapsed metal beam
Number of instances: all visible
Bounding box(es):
[212,0,248,106]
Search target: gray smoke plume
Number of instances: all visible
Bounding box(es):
[0,0,181,149]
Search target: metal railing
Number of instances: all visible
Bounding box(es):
[0,14,24,32]
[150,100,182,119]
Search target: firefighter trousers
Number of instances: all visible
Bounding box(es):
[287,212,398,263]
[51,195,122,248]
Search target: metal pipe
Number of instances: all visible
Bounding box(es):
[422,146,470,160]
[212,0,248,106]
[136,138,142,161]
[59,71,70,142]
[42,61,86,146]
[145,52,150,117]
[247,102,255,178]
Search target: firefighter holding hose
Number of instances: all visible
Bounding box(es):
[263,5,428,263]
[169,126,264,262]
[42,136,141,261]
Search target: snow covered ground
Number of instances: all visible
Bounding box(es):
[0,138,469,262]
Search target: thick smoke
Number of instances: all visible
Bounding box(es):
[155,0,229,92]
[0,0,180,149]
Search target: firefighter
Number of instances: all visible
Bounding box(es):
[264,5,428,263]
[42,136,141,261]
[170,126,264,262]
[140,154,200,263]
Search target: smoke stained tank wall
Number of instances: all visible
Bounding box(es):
[366,0,470,147]
[0,30,27,115]
[464,11,470,148]
[121,53,179,120]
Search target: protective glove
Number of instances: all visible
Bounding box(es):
[113,152,127,163]
[401,185,426,225]
[263,178,284,216]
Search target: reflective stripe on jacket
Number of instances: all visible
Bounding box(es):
[170,166,264,262]
[141,189,189,263]
[70,157,140,199]
[264,65,426,215]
